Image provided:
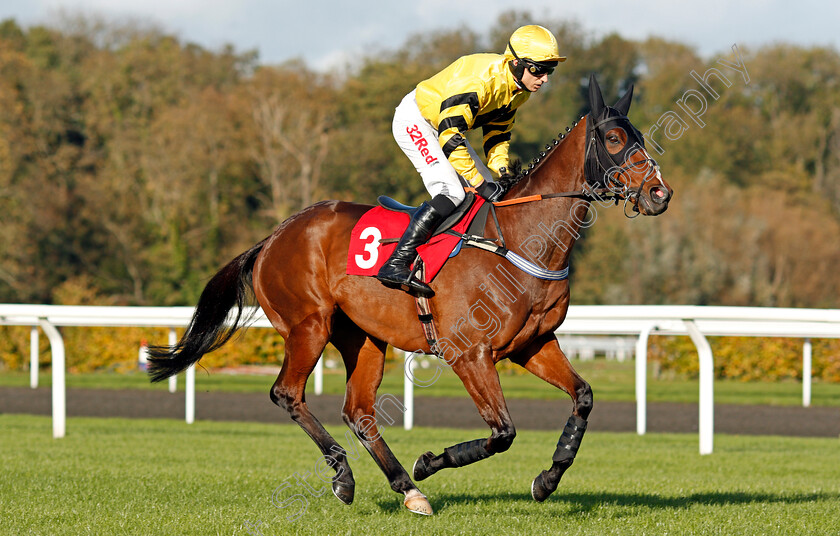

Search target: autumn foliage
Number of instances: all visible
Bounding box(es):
[649,336,840,383]
[1,13,840,380]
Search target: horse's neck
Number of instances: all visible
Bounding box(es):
[496,121,589,274]
[507,118,587,200]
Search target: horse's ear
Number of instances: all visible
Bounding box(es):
[588,73,606,117]
[614,84,634,115]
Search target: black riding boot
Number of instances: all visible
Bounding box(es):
[376,201,446,297]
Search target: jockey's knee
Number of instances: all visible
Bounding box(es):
[429,194,458,216]
[422,169,465,208]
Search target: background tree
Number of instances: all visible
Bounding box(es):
[0,12,839,309]
[246,63,335,223]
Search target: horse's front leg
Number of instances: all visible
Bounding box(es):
[412,345,516,481]
[510,333,593,502]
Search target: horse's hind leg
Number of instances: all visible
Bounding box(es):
[509,333,593,502]
[269,310,356,505]
[331,315,432,515]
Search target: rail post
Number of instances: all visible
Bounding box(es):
[403,351,414,430]
[30,326,39,389]
[37,319,65,439]
[803,338,812,408]
[684,320,713,455]
[168,328,177,393]
[635,324,658,435]
[314,355,323,395]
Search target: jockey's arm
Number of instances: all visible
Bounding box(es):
[436,95,482,187]
[482,114,516,177]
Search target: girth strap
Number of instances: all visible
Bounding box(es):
[445,230,570,281]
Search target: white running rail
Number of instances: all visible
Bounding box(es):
[2,304,838,453]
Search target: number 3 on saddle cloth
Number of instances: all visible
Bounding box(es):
[347,194,488,284]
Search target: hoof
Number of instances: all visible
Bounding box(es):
[412,451,435,481]
[332,480,354,505]
[403,489,433,516]
[531,470,555,503]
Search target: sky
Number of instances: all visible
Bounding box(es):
[0,0,837,71]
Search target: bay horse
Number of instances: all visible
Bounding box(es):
[148,74,672,515]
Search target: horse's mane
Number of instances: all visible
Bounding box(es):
[498,115,586,195]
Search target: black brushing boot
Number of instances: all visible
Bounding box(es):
[376,201,445,297]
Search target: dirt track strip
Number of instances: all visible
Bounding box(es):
[2,387,838,437]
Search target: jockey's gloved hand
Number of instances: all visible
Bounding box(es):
[498,166,515,184]
[476,179,504,202]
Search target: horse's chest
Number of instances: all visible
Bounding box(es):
[511,296,570,346]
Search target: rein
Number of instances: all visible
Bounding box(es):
[491,186,618,207]
[446,196,578,282]
[491,112,653,210]
[450,107,661,278]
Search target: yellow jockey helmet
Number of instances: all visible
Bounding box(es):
[504,25,565,64]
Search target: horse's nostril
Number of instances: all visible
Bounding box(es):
[650,186,669,203]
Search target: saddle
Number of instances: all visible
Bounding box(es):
[346,193,491,283]
[376,193,489,238]
[346,193,492,355]
[346,189,569,355]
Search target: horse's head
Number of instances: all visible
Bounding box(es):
[584,73,672,216]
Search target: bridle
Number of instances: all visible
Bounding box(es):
[455,111,663,281]
[584,110,660,217]
[495,111,661,218]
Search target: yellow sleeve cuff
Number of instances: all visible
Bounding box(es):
[463,167,481,187]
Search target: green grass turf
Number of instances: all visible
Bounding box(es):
[3,359,840,406]
[1,414,839,535]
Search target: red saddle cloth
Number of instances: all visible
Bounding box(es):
[347,198,486,283]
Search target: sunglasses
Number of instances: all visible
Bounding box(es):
[524,60,555,76]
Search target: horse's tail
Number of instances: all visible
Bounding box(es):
[147,238,268,383]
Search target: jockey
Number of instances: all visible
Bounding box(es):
[377,24,564,297]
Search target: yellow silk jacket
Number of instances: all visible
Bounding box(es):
[415,53,530,186]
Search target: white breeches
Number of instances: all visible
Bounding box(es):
[392,90,493,205]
